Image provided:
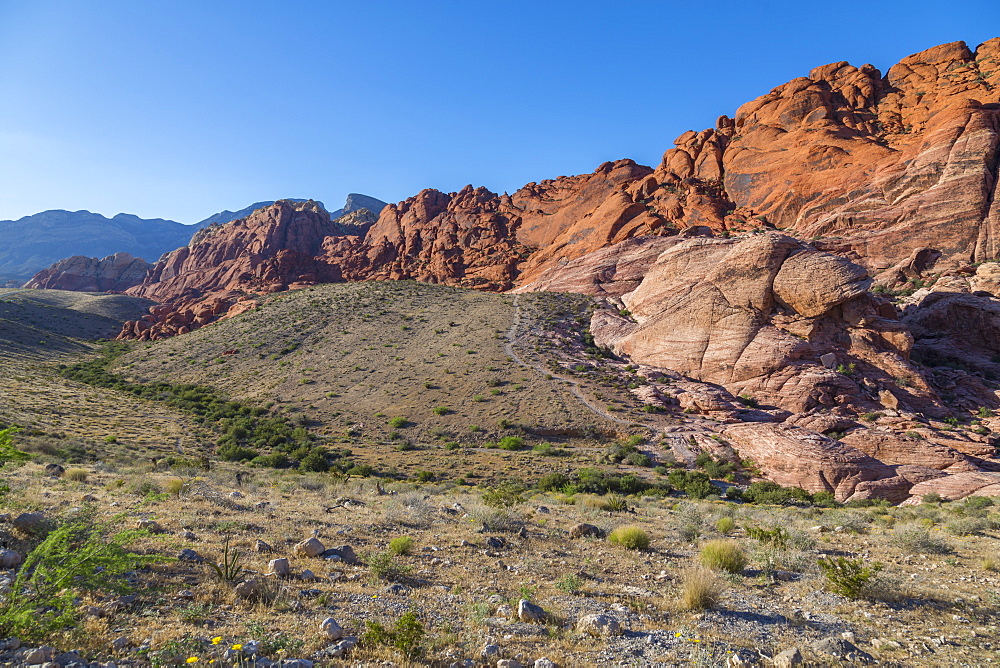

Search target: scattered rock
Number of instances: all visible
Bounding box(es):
[300,569,315,581]
[568,523,602,538]
[294,537,325,557]
[315,636,357,660]
[175,590,194,600]
[234,578,264,601]
[772,647,802,667]
[486,537,505,549]
[111,637,130,650]
[136,519,163,533]
[177,530,196,540]
[385,583,410,596]
[810,637,874,663]
[576,613,622,637]
[534,659,557,668]
[267,558,291,577]
[497,660,523,668]
[45,463,65,477]
[12,512,45,533]
[320,545,357,563]
[177,549,202,563]
[20,646,55,664]
[321,617,343,640]
[481,644,500,659]
[255,539,273,553]
[0,549,22,569]
[517,599,546,622]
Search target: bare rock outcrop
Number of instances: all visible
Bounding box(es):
[24,252,152,292]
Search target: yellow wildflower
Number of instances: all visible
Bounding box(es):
[186,658,199,664]
[211,637,222,645]
[231,644,243,651]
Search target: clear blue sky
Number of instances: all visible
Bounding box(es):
[0,0,997,224]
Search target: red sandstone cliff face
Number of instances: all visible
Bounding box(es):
[24,252,152,292]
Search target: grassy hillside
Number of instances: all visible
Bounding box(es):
[111,281,674,483]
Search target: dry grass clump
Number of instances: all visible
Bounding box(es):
[164,477,185,496]
[608,525,650,550]
[679,567,725,610]
[382,491,436,528]
[715,516,735,534]
[63,468,88,482]
[699,539,746,573]
[890,523,951,554]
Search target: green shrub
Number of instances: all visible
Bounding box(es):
[608,525,650,550]
[890,523,951,553]
[432,406,450,416]
[388,416,408,428]
[817,556,884,599]
[922,492,943,504]
[414,470,434,483]
[483,482,525,509]
[388,536,414,556]
[361,610,425,661]
[946,517,990,536]
[741,481,812,505]
[537,472,569,492]
[497,436,525,450]
[218,442,259,462]
[251,453,290,468]
[603,494,630,512]
[368,551,413,581]
[0,511,165,640]
[0,427,29,465]
[699,539,747,573]
[668,470,716,499]
[299,449,329,472]
[745,525,790,547]
[715,517,735,534]
[554,573,583,594]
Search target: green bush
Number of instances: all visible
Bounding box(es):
[890,523,951,553]
[497,436,525,451]
[715,517,735,534]
[0,427,29,465]
[299,449,329,472]
[414,470,434,483]
[368,551,413,581]
[668,470,716,499]
[0,511,165,640]
[388,416,408,428]
[388,536,414,556]
[483,482,525,509]
[817,556,884,599]
[554,573,583,594]
[699,539,747,573]
[745,525,790,547]
[537,472,569,492]
[361,610,425,660]
[432,406,450,416]
[608,525,650,550]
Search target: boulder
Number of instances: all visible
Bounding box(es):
[517,599,546,623]
[576,614,622,637]
[294,537,325,558]
[568,523,602,538]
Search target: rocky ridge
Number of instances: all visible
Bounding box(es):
[23,252,153,293]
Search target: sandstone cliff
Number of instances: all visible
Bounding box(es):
[23,252,153,292]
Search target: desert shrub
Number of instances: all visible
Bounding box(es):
[368,551,413,581]
[715,517,735,534]
[164,478,185,496]
[467,503,520,532]
[127,479,161,497]
[741,481,812,505]
[251,453,290,468]
[0,511,165,640]
[388,536,414,556]
[497,436,525,451]
[922,492,943,504]
[483,482,525,508]
[826,510,872,534]
[63,468,88,482]
[946,516,990,536]
[699,539,747,573]
[0,427,30,465]
[537,472,569,492]
[890,523,951,553]
[383,492,435,528]
[362,610,425,660]
[555,573,583,594]
[668,470,716,499]
[608,525,650,550]
[388,416,408,428]
[603,494,630,512]
[817,556,884,599]
[217,442,259,462]
[208,536,245,583]
[432,406,450,416]
[604,439,653,467]
[745,525,790,548]
[298,449,329,472]
[679,567,724,610]
[694,451,736,478]
[532,442,566,456]
[414,470,434,483]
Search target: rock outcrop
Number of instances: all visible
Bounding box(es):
[23,253,152,292]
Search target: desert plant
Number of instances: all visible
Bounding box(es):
[715,516,735,534]
[608,525,650,550]
[890,523,951,554]
[0,427,29,465]
[388,416,408,428]
[0,511,164,640]
[699,539,747,573]
[432,406,450,415]
[208,536,245,583]
[922,492,943,504]
[497,435,525,450]
[368,551,413,581]
[389,536,415,556]
[361,610,425,660]
[745,525,790,548]
[63,468,88,482]
[603,494,630,512]
[483,482,525,509]
[946,516,990,536]
[817,556,884,599]
[679,567,725,610]
[554,573,583,594]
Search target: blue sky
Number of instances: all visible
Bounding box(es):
[0,0,997,224]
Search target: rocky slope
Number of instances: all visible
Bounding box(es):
[22,252,153,292]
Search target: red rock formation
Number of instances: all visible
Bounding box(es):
[24,252,152,292]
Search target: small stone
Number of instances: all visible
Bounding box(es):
[385,583,409,595]
[21,646,55,663]
[773,648,802,668]
[461,540,473,547]
[486,537,505,549]
[177,549,202,563]
[111,637,130,650]
[534,659,557,668]
[267,558,290,577]
[0,549,22,568]
[331,545,357,564]
[175,590,195,600]
[576,613,622,637]
[299,588,322,598]
[136,519,162,533]
[230,491,243,498]
[234,578,264,600]
[535,506,550,514]
[321,617,344,640]
[809,525,830,532]
[481,644,500,659]
[517,599,546,622]
[255,539,273,553]
[568,523,602,538]
[81,494,98,503]
[178,530,196,540]
[497,660,523,668]
[295,537,325,557]
[322,636,357,658]
[495,604,514,618]
[300,569,315,581]
[280,660,312,668]
[45,463,65,477]
[819,352,838,369]
[12,512,45,533]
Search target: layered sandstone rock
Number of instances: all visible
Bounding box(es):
[589,232,938,414]
[24,252,152,292]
